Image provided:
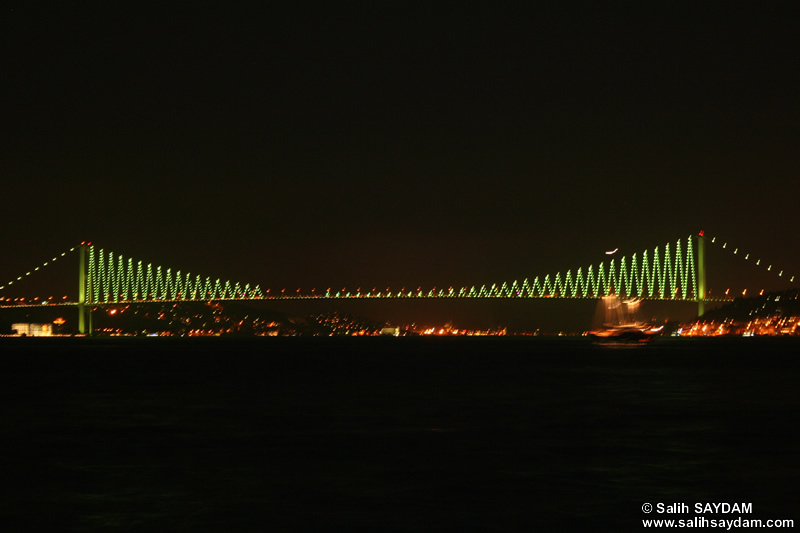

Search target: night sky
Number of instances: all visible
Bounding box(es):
[3,6,799,329]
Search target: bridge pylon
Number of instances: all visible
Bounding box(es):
[77,243,92,335]
[697,232,706,317]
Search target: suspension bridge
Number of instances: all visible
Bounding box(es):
[1,232,795,335]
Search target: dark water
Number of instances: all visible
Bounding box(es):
[1,337,798,531]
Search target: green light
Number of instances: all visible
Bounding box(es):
[458,237,700,301]
[13,236,785,306]
[85,247,264,304]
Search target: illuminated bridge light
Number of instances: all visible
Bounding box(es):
[456,236,702,301]
[84,246,264,304]
[3,236,792,307]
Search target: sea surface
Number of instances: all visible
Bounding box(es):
[1,336,798,531]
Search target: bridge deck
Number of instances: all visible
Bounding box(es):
[1,295,734,309]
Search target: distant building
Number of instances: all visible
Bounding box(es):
[11,323,53,337]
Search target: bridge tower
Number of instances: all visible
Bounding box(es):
[697,232,706,317]
[77,243,92,335]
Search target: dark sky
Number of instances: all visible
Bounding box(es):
[3,6,799,329]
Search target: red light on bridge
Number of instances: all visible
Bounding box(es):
[698,230,704,236]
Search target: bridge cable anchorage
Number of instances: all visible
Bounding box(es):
[85,245,265,304]
[704,234,797,286]
[0,246,79,303]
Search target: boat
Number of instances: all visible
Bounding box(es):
[587,296,662,345]
[588,323,661,344]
